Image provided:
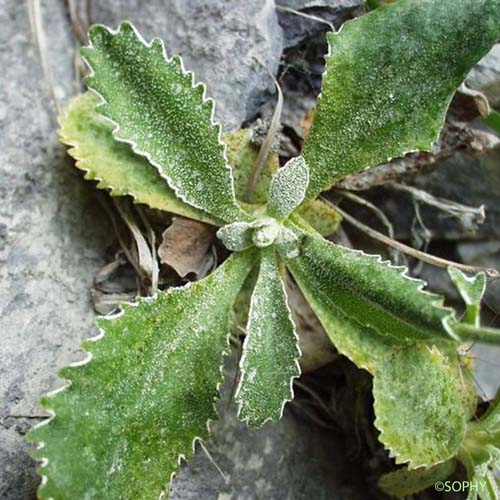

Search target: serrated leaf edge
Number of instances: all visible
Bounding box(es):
[81,22,245,224]
[57,104,219,226]
[373,344,466,470]
[290,223,465,468]
[235,256,302,426]
[378,459,456,498]
[344,245,459,340]
[292,219,459,342]
[29,283,231,498]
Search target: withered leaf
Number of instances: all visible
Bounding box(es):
[158,217,216,279]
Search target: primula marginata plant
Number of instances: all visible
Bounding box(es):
[28,0,500,498]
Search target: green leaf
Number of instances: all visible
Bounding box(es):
[251,217,281,248]
[472,471,500,500]
[217,218,301,257]
[60,92,219,225]
[274,226,301,260]
[460,433,500,500]
[224,128,279,205]
[372,343,470,467]
[27,251,255,499]
[289,294,389,373]
[287,221,455,342]
[236,247,300,427]
[474,470,500,500]
[286,224,477,466]
[379,460,455,498]
[267,156,309,220]
[483,109,500,136]
[82,22,248,223]
[296,199,341,237]
[302,0,500,200]
[216,221,254,252]
[448,267,486,327]
[289,281,473,467]
[284,284,473,466]
[460,390,500,479]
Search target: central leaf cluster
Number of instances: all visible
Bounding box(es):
[217,155,309,259]
[252,216,280,248]
[216,215,300,258]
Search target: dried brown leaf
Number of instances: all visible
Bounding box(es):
[158,217,216,279]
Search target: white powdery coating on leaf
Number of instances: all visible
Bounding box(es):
[81,21,247,224]
[286,225,470,469]
[217,217,300,255]
[267,156,309,220]
[292,225,459,340]
[236,248,301,427]
[340,244,458,339]
[57,93,218,225]
[216,221,254,251]
[306,20,426,194]
[372,344,468,469]
[28,252,255,499]
[303,0,500,199]
[275,226,300,259]
[251,218,281,248]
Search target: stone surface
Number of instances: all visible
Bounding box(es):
[92,0,284,132]
[363,145,500,241]
[0,1,111,498]
[170,356,364,500]
[277,0,364,49]
[0,1,360,499]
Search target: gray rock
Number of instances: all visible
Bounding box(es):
[467,44,500,108]
[362,144,500,241]
[470,340,500,401]
[406,145,500,240]
[0,1,362,499]
[277,1,364,49]
[0,1,111,498]
[92,0,284,132]
[170,356,364,500]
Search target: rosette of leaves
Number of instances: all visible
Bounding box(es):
[28,0,500,498]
